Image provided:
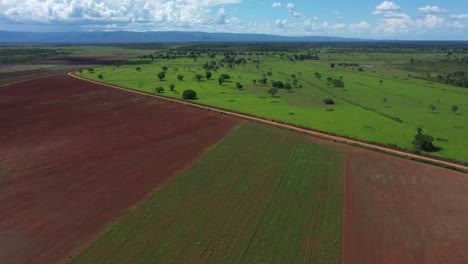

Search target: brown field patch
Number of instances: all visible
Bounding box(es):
[344,148,468,264]
[0,74,239,263]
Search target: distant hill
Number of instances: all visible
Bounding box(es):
[0,31,366,44]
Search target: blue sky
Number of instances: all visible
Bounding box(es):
[1,0,467,40]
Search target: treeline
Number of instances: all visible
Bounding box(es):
[424,71,468,88]
[0,48,69,64]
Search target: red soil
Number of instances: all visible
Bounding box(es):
[0,74,239,263]
[344,148,468,264]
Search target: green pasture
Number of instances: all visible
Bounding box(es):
[79,52,468,163]
[70,123,344,264]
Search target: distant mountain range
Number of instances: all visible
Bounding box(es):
[0,31,367,44]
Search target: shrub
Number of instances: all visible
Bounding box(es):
[267,88,278,96]
[331,79,345,88]
[323,99,335,105]
[154,87,164,93]
[183,89,197,100]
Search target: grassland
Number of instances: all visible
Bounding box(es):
[78,46,468,163]
[70,123,344,264]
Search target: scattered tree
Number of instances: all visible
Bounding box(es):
[177,74,184,81]
[182,89,197,100]
[293,79,299,87]
[154,87,164,93]
[331,78,345,88]
[383,97,388,104]
[451,105,459,113]
[323,99,335,105]
[169,84,175,91]
[314,72,322,80]
[267,88,278,97]
[98,74,103,79]
[413,127,438,152]
[284,83,292,92]
[272,81,284,89]
[195,74,204,81]
[218,77,224,85]
[136,67,141,71]
[236,82,243,90]
[157,71,165,81]
[205,71,212,80]
[220,73,231,80]
[162,66,168,72]
[429,104,437,113]
[330,63,335,68]
[252,79,257,85]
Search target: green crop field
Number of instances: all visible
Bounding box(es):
[78,45,468,164]
[70,123,344,264]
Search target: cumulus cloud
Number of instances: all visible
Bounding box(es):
[375,13,445,35]
[375,13,412,33]
[213,8,227,25]
[286,3,302,17]
[417,6,447,14]
[447,21,465,29]
[275,19,287,28]
[348,21,370,31]
[0,0,241,26]
[418,15,444,29]
[451,14,468,19]
[372,1,401,15]
[272,2,281,8]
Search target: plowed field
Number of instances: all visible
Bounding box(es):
[344,148,468,264]
[0,74,239,263]
[70,123,345,264]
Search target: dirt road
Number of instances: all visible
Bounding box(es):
[69,73,468,172]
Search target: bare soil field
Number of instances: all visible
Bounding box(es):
[0,56,129,87]
[344,148,468,264]
[0,74,239,263]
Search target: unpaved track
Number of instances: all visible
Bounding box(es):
[69,73,468,172]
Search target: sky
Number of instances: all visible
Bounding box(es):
[0,0,468,40]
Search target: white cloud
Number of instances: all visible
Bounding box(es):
[417,6,447,14]
[450,14,468,19]
[372,1,401,15]
[213,8,226,25]
[375,13,445,35]
[375,13,412,33]
[286,3,302,17]
[272,2,281,8]
[348,21,370,31]
[418,15,444,29]
[0,0,242,26]
[275,19,287,28]
[447,21,465,29]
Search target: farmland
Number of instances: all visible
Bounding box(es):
[78,43,468,164]
[344,148,468,264]
[2,43,468,264]
[0,74,238,263]
[70,123,344,264]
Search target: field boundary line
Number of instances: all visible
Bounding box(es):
[68,72,468,173]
